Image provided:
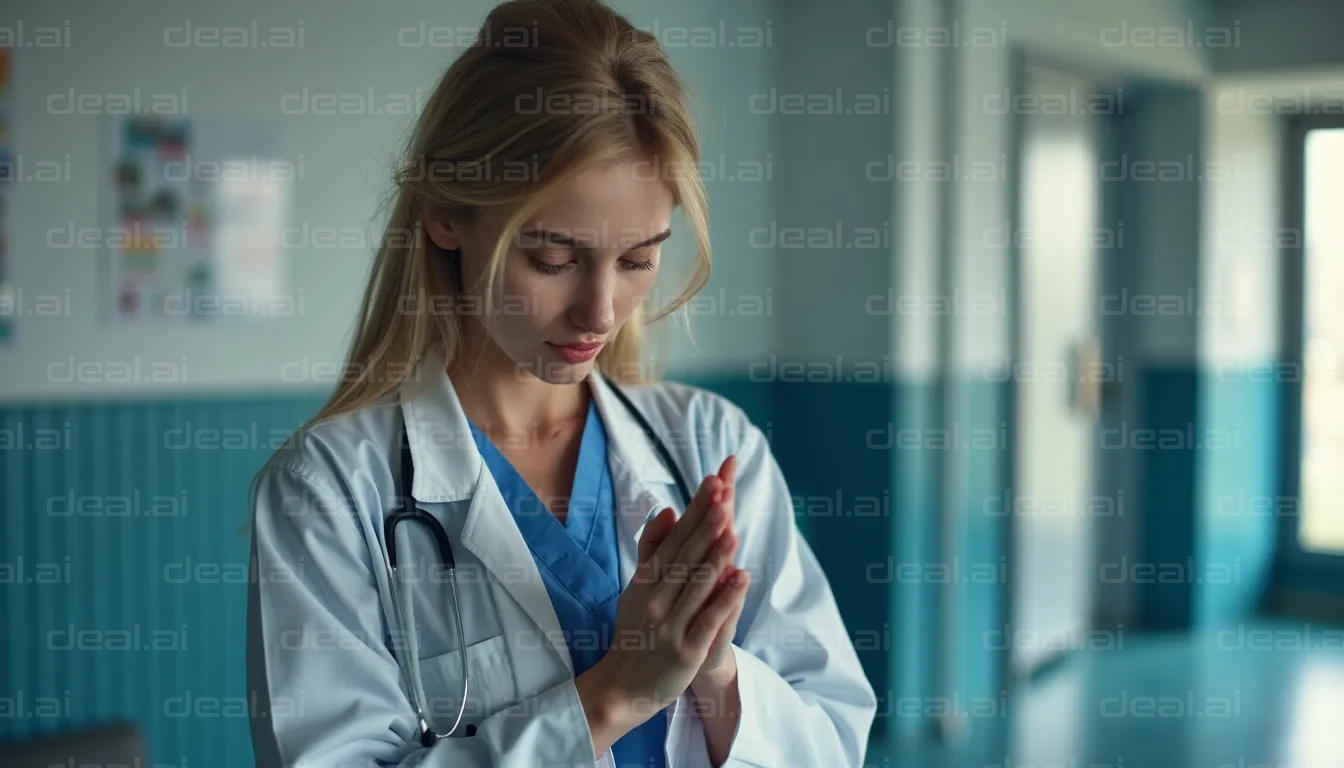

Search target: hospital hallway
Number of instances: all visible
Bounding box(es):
[11,0,1344,765]
[868,620,1344,768]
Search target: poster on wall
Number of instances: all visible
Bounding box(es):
[103,115,289,324]
[0,49,14,344]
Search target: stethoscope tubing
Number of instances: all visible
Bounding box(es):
[384,509,471,745]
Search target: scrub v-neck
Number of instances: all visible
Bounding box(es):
[466,393,669,768]
[466,396,621,634]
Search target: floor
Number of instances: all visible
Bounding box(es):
[865,621,1344,768]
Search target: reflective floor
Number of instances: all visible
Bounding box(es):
[867,621,1344,768]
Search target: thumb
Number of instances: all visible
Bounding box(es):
[638,506,676,564]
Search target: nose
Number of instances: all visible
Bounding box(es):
[570,265,616,337]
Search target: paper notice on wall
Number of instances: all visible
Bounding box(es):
[104,115,289,324]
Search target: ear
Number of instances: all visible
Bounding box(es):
[421,203,462,251]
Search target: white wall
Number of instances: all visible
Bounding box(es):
[893,0,946,383]
[1200,76,1292,370]
[0,0,778,401]
[1199,66,1344,369]
[1216,0,1344,73]
[949,0,1208,377]
[633,0,779,375]
[769,0,896,365]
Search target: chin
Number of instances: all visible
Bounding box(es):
[529,356,595,385]
[538,369,592,386]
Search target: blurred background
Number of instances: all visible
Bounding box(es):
[2,0,1344,765]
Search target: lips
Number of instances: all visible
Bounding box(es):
[546,341,602,364]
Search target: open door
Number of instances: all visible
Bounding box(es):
[1010,61,1105,680]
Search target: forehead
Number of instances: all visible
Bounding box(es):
[525,160,675,249]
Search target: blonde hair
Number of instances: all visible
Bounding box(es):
[307,0,711,426]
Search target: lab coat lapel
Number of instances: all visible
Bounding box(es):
[459,465,574,674]
[398,346,571,673]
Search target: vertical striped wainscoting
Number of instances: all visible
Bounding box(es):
[1,392,328,767]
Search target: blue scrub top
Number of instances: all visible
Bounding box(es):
[468,396,669,768]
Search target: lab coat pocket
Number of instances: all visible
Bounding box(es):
[419,632,518,731]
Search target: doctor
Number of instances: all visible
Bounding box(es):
[246,0,877,766]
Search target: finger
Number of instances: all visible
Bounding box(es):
[651,474,722,565]
[651,511,734,609]
[718,456,738,533]
[700,565,743,627]
[704,563,741,602]
[679,474,723,531]
[658,475,719,557]
[704,582,746,666]
[686,570,750,652]
[719,484,736,534]
[666,532,737,635]
[671,494,734,573]
[718,455,737,488]
[638,507,676,565]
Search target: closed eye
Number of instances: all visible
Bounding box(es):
[520,227,670,277]
[530,258,574,275]
[528,255,657,275]
[621,258,656,272]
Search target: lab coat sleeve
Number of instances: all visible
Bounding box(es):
[247,462,599,768]
[670,418,878,768]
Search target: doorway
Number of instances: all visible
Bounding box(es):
[1009,60,1107,680]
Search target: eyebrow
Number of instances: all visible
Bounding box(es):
[522,227,672,252]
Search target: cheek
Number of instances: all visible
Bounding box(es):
[498,268,564,327]
[456,232,498,292]
[616,273,658,316]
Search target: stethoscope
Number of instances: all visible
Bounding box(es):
[382,379,694,748]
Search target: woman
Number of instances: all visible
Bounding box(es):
[246,0,876,766]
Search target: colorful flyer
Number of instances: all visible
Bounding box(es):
[104,115,287,324]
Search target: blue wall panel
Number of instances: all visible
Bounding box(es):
[890,379,942,742]
[778,379,896,717]
[1197,372,1279,625]
[950,378,1009,713]
[1,393,329,765]
[1141,366,1200,629]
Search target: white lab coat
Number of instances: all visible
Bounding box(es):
[246,343,877,768]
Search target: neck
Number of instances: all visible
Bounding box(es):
[447,328,590,436]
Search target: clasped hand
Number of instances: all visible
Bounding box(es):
[593,455,749,717]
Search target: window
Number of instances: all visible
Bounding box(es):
[1296,127,1344,554]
